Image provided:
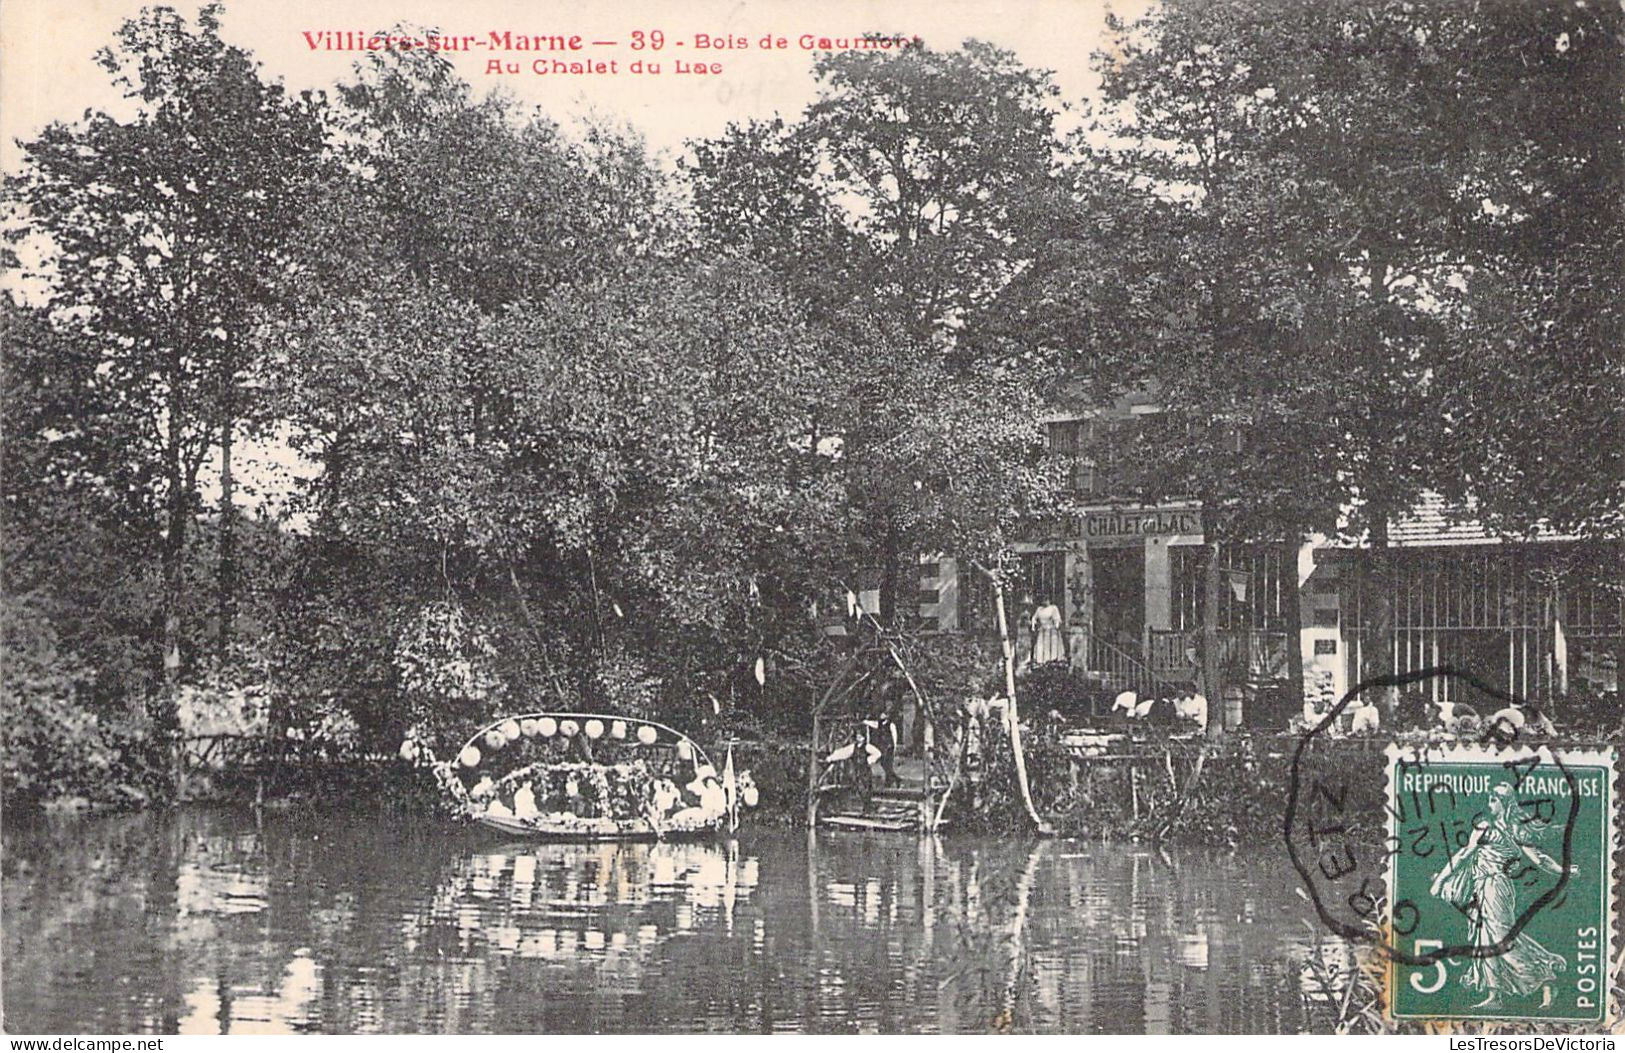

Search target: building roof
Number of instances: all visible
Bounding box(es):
[1328,491,1588,549]
[1387,492,1501,547]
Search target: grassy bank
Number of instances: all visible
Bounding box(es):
[16,728,1615,857]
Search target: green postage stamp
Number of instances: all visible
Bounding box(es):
[1385,744,1616,1023]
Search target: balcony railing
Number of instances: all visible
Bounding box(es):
[1078,629,1177,706]
[1149,628,1291,684]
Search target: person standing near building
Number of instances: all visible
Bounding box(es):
[1029,597,1067,666]
[865,673,904,789]
[1350,697,1381,734]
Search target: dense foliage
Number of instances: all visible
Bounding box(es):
[2,3,1618,812]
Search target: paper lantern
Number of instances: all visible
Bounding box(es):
[499,719,521,741]
[559,719,580,737]
[585,719,605,740]
[742,785,760,808]
[520,718,540,737]
[537,717,558,737]
[459,745,481,768]
[636,724,658,745]
[398,739,419,762]
[611,720,628,739]
[484,729,506,749]
[676,740,693,761]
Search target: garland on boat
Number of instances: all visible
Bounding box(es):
[409,711,757,837]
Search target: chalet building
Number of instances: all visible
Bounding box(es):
[915,392,1622,725]
[1307,496,1621,707]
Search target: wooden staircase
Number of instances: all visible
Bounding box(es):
[1081,628,1177,704]
[817,757,936,833]
[819,783,930,832]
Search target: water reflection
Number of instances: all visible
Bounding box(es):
[3,809,1320,1033]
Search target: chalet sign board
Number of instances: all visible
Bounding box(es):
[1076,508,1202,542]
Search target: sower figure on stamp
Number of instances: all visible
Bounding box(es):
[1429,784,1574,1010]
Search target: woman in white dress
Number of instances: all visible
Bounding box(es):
[1029,599,1067,666]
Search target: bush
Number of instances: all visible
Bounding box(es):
[0,600,124,808]
[1018,663,1107,720]
[950,720,1392,847]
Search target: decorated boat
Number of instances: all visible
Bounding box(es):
[431,712,758,840]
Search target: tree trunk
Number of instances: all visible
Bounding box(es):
[983,564,1052,835]
[807,710,822,828]
[1283,537,1306,717]
[878,519,901,630]
[1610,543,1625,707]
[161,440,188,795]
[1550,584,1567,699]
[163,449,187,689]
[1367,515,1399,712]
[216,408,235,671]
[1200,540,1224,739]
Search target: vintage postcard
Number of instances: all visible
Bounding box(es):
[2,0,1620,1039]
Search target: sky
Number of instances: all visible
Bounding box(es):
[0,0,1152,171]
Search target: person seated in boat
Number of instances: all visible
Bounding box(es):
[485,796,514,819]
[701,777,726,814]
[470,775,496,800]
[736,770,760,808]
[564,774,589,818]
[668,778,725,828]
[514,781,539,819]
[648,778,682,818]
[687,765,728,816]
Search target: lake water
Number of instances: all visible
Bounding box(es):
[3,808,1336,1033]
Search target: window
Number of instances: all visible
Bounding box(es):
[957,562,993,634]
[1093,418,1146,498]
[1020,551,1067,608]
[1047,420,1095,495]
[1046,420,1086,455]
[1046,416,1151,497]
[1171,544,1289,631]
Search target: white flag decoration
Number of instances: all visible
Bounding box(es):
[1554,614,1569,695]
[723,743,739,830]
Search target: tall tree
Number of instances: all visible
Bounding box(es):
[800,40,1064,348]
[6,4,326,684]
[686,40,1071,628]
[1066,2,1356,716]
[1066,0,1623,709]
[1421,1,1624,541]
